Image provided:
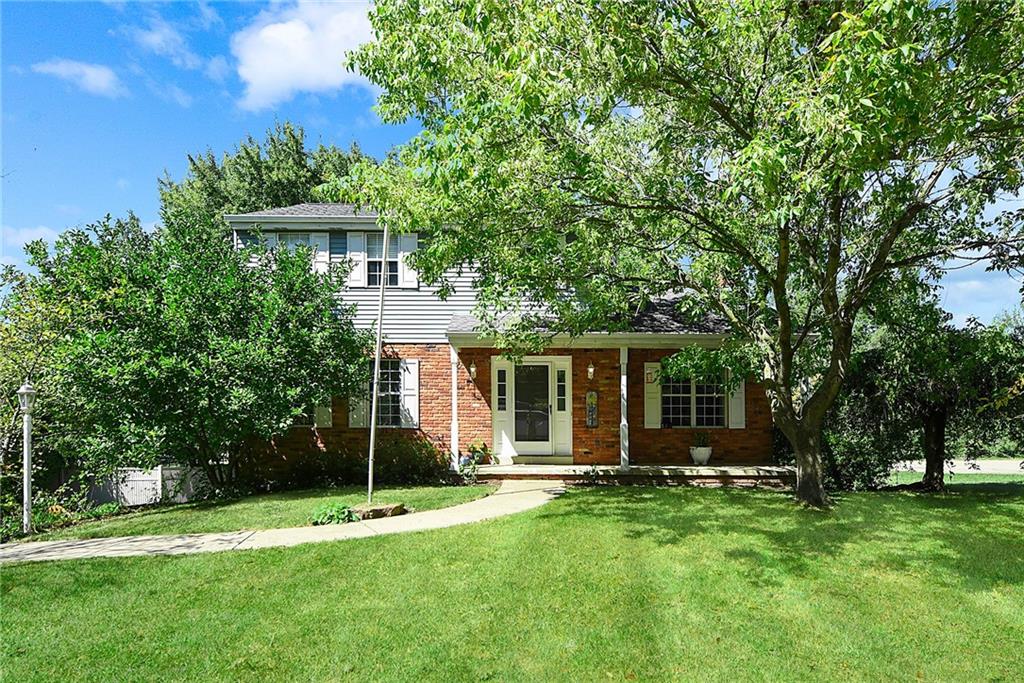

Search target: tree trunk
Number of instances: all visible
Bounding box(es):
[791,428,830,507]
[921,404,948,491]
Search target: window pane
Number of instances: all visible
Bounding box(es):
[661,376,692,428]
[366,232,400,258]
[497,369,507,411]
[556,369,566,411]
[694,380,726,427]
[368,261,381,287]
[369,359,403,427]
[281,233,310,251]
[386,260,399,286]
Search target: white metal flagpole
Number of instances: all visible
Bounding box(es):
[367,222,390,504]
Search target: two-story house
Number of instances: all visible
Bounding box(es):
[225,203,773,469]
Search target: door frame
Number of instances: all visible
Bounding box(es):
[492,355,573,462]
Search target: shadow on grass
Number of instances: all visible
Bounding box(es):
[537,483,1024,591]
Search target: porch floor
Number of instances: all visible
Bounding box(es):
[476,464,795,487]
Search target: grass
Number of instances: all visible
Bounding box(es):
[889,471,1024,487]
[4,481,1023,682]
[29,484,496,541]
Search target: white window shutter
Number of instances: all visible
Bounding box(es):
[314,401,333,429]
[348,396,368,428]
[727,374,746,429]
[310,232,330,274]
[400,359,420,428]
[399,233,418,288]
[644,362,662,429]
[347,231,366,287]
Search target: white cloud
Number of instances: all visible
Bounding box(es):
[1,225,61,267]
[162,84,194,108]
[938,258,1023,326]
[205,55,230,83]
[230,1,373,111]
[31,59,127,98]
[125,15,203,70]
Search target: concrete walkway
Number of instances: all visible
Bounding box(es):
[0,479,564,565]
[896,459,1024,475]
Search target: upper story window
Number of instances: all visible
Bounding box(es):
[366,232,400,288]
[279,233,311,251]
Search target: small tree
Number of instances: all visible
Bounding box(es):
[22,211,372,488]
[353,0,1024,505]
[825,291,1022,490]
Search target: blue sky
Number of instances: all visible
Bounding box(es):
[2,1,1021,325]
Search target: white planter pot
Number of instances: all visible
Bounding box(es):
[689,446,712,465]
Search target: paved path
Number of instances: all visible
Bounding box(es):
[896,459,1024,475]
[0,480,564,565]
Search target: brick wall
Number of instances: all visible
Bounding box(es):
[455,347,621,465]
[260,343,773,476]
[261,343,453,478]
[627,348,773,465]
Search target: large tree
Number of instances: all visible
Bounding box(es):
[352,0,1024,505]
[17,210,372,489]
[159,121,371,227]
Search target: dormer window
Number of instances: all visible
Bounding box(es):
[366,232,400,287]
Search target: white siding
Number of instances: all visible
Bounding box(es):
[231,223,479,343]
[343,267,478,343]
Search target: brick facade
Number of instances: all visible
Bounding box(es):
[627,348,773,464]
[266,343,773,474]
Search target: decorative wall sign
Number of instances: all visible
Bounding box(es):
[586,390,598,428]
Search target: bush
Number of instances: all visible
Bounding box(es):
[242,433,451,490]
[310,502,358,525]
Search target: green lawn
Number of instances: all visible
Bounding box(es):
[29,484,496,540]
[4,481,1023,682]
[890,471,1024,487]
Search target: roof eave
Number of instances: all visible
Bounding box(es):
[224,214,380,225]
[446,330,730,350]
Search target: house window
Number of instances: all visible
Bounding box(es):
[292,404,314,427]
[556,369,567,411]
[497,369,507,411]
[661,376,726,428]
[694,380,726,427]
[279,233,311,251]
[371,359,402,427]
[366,232,400,287]
[661,377,692,428]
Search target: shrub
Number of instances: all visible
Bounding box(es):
[310,502,358,525]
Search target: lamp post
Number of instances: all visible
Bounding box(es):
[17,379,37,534]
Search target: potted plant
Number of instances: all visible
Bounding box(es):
[689,431,713,465]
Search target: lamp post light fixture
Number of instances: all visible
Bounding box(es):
[17,379,37,534]
[469,361,477,379]
[587,362,595,381]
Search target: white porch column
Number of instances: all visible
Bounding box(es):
[450,345,460,470]
[619,346,629,469]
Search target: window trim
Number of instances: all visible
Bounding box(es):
[660,376,728,429]
[365,232,400,289]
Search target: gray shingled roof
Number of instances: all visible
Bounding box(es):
[230,203,378,218]
[448,298,730,336]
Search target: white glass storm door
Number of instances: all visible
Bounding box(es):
[513,363,552,455]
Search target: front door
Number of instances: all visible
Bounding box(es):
[513,363,551,455]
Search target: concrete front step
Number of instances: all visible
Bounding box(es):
[477,464,795,487]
